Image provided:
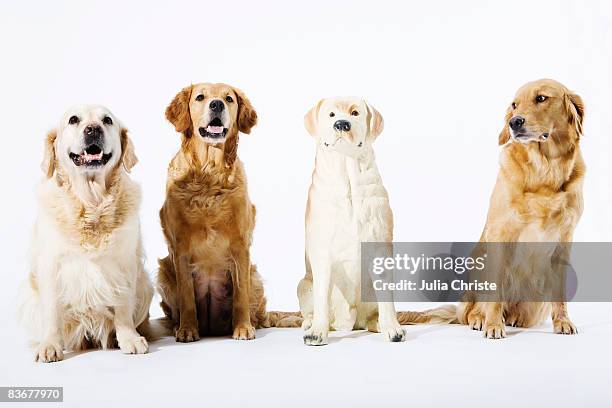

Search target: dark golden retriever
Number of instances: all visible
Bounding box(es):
[158,83,300,342]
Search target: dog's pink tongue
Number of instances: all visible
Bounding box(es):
[206,126,224,134]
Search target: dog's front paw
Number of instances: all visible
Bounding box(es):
[381,325,406,342]
[483,322,506,339]
[175,325,200,343]
[232,324,256,340]
[554,318,578,335]
[35,342,64,363]
[303,324,328,346]
[119,336,148,354]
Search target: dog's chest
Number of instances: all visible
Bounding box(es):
[312,155,392,243]
[178,177,238,225]
[171,176,245,263]
[48,195,135,254]
[56,253,128,310]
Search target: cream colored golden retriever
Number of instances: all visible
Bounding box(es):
[18,105,153,362]
[458,79,585,338]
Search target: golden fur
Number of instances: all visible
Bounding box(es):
[157,83,300,342]
[457,79,585,338]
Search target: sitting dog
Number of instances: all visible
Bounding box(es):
[18,105,153,362]
[158,83,300,342]
[298,97,406,345]
[458,79,585,339]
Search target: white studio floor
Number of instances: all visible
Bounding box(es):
[1,302,611,408]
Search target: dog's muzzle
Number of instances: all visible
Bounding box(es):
[69,144,112,167]
[509,116,549,143]
[198,115,228,140]
[69,125,113,167]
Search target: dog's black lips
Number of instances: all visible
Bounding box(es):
[69,144,112,167]
[198,117,228,139]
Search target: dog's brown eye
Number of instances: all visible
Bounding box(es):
[68,115,79,125]
[536,95,548,103]
[102,116,113,126]
[225,95,234,103]
[351,110,359,116]
[329,112,335,117]
[511,102,517,109]
[195,94,204,102]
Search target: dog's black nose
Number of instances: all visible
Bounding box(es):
[84,125,102,137]
[509,116,525,131]
[210,99,225,113]
[83,125,103,145]
[333,120,351,132]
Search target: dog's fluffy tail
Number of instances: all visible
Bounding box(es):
[137,317,174,341]
[138,312,302,337]
[397,305,458,325]
[265,311,303,328]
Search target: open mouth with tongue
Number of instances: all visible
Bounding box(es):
[69,144,112,167]
[198,117,227,141]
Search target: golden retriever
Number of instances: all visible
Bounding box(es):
[457,79,585,338]
[158,83,300,342]
[18,105,153,362]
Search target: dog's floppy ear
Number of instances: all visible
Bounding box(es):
[234,87,257,134]
[365,101,384,140]
[498,106,512,145]
[304,99,324,137]
[120,128,138,172]
[41,130,57,178]
[565,91,585,136]
[166,85,193,137]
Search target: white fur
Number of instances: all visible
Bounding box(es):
[17,105,153,362]
[298,97,405,345]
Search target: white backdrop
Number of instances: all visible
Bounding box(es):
[1,2,611,406]
[0,0,610,333]
[0,0,612,319]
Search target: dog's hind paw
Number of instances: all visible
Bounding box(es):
[301,317,313,331]
[468,315,483,331]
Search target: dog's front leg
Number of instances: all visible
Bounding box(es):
[231,248,255,340]
[303,260,331,346]
[174,254,199,342]
[378,302,406,342]
[35,266,64,363]
[483,302,506,339]
[369,243,406,342]
[114,301,148,354]
[552,302,577,334]
[550,243,577,335]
